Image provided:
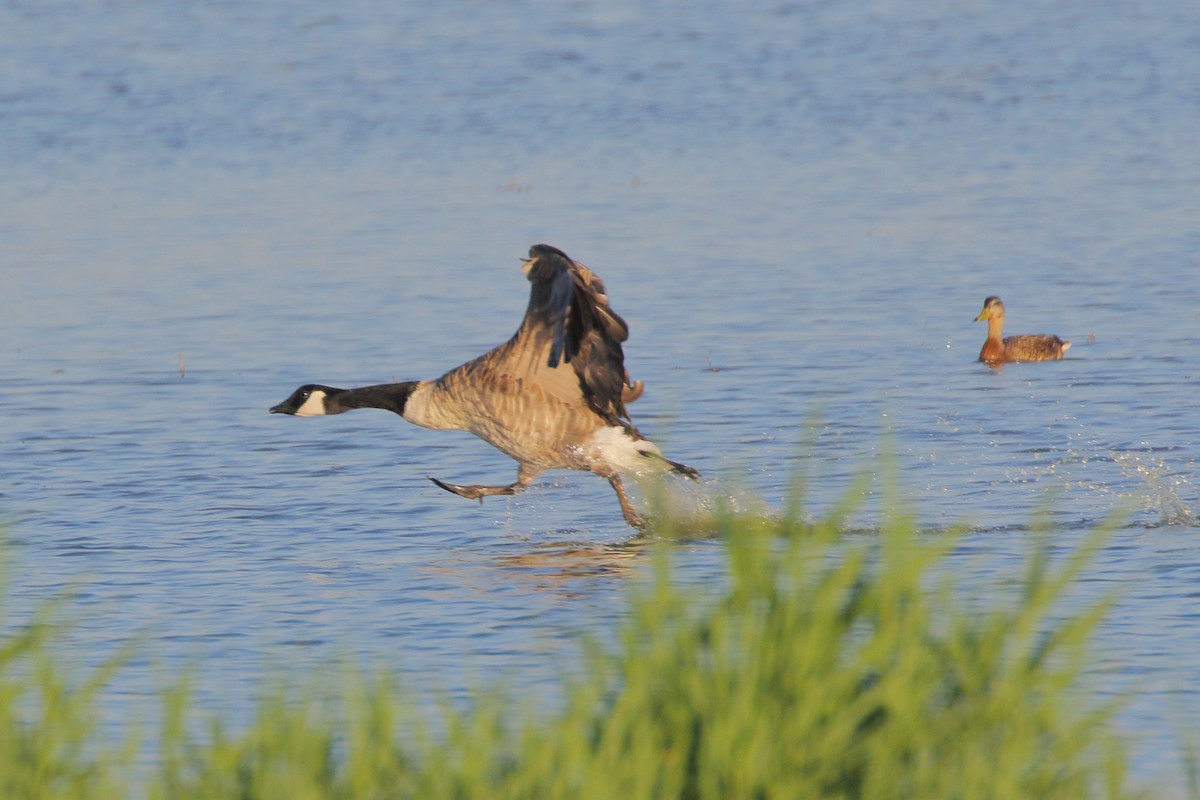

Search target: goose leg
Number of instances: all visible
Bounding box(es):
[607,474,647,530]
[429,464,541,504]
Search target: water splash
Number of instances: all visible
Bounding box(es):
[1112,453,1199,528]
[638,476,782,536]
[966,433,1198,530]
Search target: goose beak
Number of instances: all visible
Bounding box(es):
[269,402,291,414]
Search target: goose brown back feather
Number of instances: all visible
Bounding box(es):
[407,245,645,465]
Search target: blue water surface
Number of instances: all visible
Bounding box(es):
[2,0,1199,790]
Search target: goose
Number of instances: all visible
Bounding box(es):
[974,296,1070,364]
[270,244,697,529]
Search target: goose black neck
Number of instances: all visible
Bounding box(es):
[329,382,420,416]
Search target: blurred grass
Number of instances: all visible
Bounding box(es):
[0,493,1172,799]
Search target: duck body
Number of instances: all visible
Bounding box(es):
[974,296,1070,364]
[270,244,695,528]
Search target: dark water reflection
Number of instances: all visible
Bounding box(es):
[2,0,1199,789]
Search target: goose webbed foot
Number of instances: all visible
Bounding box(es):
[429,465,541,504]
[428,477,525,503]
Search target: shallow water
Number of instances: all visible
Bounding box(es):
[2,0,1199,789]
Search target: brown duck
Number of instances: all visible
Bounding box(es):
[270,244,697,529]
[974,295,1070,364]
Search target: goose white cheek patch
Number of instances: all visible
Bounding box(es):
[294,390,328,417]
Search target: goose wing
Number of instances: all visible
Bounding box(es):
[514,244,634,423]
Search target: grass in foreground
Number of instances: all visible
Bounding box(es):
[0,501,1158,799]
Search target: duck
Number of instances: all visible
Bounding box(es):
[270,244,697,529]
[974,295,1070,364]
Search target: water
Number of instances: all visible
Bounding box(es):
[2,0,1199,789]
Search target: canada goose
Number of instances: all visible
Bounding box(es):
[974,296,1070,364]
[270,244,697,529]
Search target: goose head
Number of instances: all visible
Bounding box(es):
[270,384,341,416]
